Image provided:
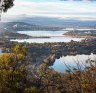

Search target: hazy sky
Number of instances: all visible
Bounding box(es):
[2,0,96,21]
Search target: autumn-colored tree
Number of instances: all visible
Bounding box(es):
[0,44,27,93]
[13,44,27,61]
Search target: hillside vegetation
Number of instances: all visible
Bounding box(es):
[0,44,96,93]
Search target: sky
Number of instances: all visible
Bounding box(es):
[1,0,96,21]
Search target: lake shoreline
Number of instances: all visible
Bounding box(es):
[63,34,96,39]
[1,33,96,73]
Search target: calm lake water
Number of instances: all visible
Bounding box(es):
[50,53,96,73]
[10,31,96,73]
[18,31,66,37]
[11,31,84,43]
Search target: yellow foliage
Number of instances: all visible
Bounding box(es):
[13,44,27,56]
[0,53,15,68]
[24,87,39,93]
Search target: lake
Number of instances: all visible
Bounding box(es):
[11,31,84,43]
[10,31,96,73]
[0,48,2,54]
[18,31,67,37]
[50,53,96,73]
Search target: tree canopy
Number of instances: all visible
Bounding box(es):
[0,0,14,12]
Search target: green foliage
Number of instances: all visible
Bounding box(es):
[0,43,96,93]
[0,67,26,93]
[0,53,15,69]
[0,44,27,93]
[13,44,27,61]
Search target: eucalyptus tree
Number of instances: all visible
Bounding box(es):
[0,0,14,19]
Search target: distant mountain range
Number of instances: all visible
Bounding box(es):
[0,16,96,39]
[21,17,96,27]
[0,22,63,32]
[2,16,96,27]
[0,16,96,40]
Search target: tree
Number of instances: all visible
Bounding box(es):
[0,0,14,20]
[0,0,14,12]
[0,44,27,93]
